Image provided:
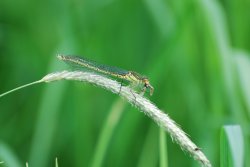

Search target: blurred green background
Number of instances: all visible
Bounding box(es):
[0,0,249,166]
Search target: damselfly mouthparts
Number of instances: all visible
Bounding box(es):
[57,54,154,96]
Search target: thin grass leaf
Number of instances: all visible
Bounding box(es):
[0,80,42,98]
[159,129,168,167]
[220,125,244,167]
[55,157,58,167]
[90,99,126,167]
[234,51,250,117]
[137,125,159,167]
[144,0,174,38]
[0,142,22,167]
[28,58,67,167]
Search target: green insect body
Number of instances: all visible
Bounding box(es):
[57,54,154,96]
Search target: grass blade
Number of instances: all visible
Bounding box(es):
[0,142,22,167]
[137,125,159,167]
[90,99,126,167]
[220,125,244,167]
[159,129,168,167]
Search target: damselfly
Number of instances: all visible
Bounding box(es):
[57,54,154,96]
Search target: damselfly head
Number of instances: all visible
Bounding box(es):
[142,78,154,96]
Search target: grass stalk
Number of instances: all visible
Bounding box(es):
[0,70,212,167]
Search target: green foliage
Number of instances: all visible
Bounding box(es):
[0,0,249,166]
